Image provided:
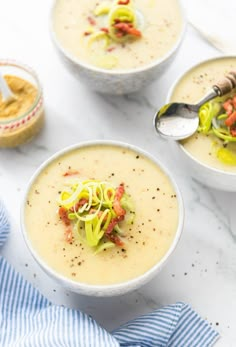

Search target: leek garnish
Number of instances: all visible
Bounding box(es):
[212,143,236,165]
[198,101,221,134]
[91,54,119,69]
[85,0,142,68]
[197,91,236,164]
[212,128,236,142]
[94,1,112,16]
[217,148,236,165]
[217,113,228,120]
[57,179,134,253]
[88,32,110,49]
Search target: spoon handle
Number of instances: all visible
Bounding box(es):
[213,70,236,96]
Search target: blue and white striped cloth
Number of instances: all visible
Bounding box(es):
[0,201,219,347]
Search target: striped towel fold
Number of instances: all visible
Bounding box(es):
[0,200,219,347]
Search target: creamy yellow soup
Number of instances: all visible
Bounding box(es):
[25,145,179,285]
[52,0,183,70]
[170,57,236,173]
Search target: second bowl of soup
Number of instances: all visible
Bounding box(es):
[21,140,184,296]
[167,56,236,192]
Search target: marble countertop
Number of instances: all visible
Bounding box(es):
[0,1,235,346]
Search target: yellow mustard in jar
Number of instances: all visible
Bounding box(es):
[0,75,37,120]
[0,62,44,148]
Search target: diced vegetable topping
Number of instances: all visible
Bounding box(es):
[57,179,135,254]
[198,91,236,164]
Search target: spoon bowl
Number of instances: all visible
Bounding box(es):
[154,71,236,140]
[154,101,200,140]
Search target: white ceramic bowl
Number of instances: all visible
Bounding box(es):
[21,140,184,296]
[49,1,186,95]
[166,56,236,192]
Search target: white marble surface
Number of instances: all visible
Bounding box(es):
[0,1,235,346]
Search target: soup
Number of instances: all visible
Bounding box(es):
[24,144,179,285]
[52,0,183,70]
[170,57,236,173]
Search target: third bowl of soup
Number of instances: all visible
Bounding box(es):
[167,56,236,191]
[50,0,186,94]
[21,140,184,296]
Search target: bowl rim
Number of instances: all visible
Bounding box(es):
[21,140,184,295]
[166,54,236,178]
[49,0,187,76]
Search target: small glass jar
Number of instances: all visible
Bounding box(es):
[0,60,44,147]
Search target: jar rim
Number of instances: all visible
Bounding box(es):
[0,59,43,125]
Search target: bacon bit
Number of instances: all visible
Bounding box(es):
[87,16,96,26]
[116,32,124,38]
[89,208,97,215]
[100,27,109,33]
[118,0,130,4]
[225,111,236,127]
[127,27,142,37]
[107,46,116,52]
[64,227,73,243]
[113,184,126,216]
[114,22,130,32]
[113,200,126,215]
[223,99,233,115]
[63,170,79,177]
[84,31,92,36]
[70,198,88,212]
[106,233,124,246]
[59,207,71,226]
[230,127,236,137]
[114,22,142,37]
[106,215,125,234]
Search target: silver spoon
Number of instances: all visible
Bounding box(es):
[154,71,236,141]
[0,71,16,104]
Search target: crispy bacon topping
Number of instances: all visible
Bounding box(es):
[113,183,126,216]
[63,170,79,177]
[87,16,96,26]
[106,215,125,235]
[64,227,73,243]
[118,0,130,4]
[59,207,71,226]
